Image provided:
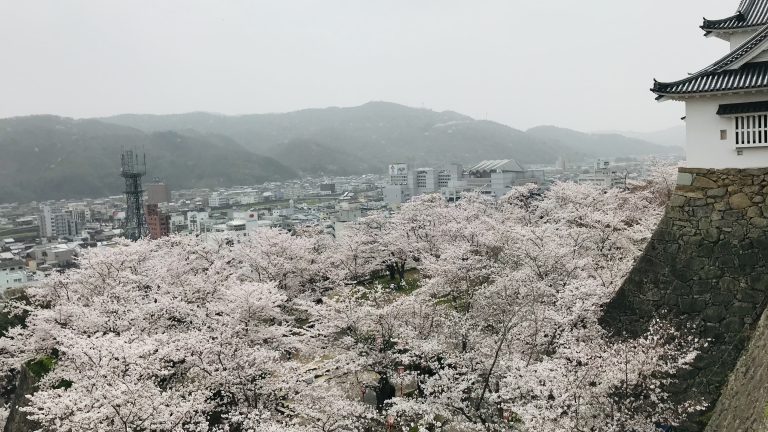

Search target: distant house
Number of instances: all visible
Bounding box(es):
[0,260,27,290]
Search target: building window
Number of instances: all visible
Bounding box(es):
[720,130,727,140]
[735,114,768,146]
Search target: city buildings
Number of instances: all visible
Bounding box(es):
[577,159,627,188]
[384,160,545,205]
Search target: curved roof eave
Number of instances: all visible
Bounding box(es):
[652,86,768,99]
[653,24,768,92]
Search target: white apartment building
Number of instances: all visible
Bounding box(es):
[208,193,230,208]
[39,206,80,239]
[0,260,27,290]
[187,211,211,233]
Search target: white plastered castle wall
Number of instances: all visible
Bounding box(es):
[685,91,768,168]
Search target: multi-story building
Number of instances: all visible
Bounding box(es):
[145,204,171,240]
[388,163,409,185]
[438,164,463,188]
[39,206,80,239]
[147,182,172,205]
[208,193,229,208]
[320,183,337,194]
[187,211,210,233]
[414,168,438,195]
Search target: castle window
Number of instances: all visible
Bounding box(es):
[720,130,727,140]
[734,114,768,146]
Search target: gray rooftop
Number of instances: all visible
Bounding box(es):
[703,0,768,32]
[468,159,525,173]
[653,24,768,97]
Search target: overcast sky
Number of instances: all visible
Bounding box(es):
[0,0,739,132]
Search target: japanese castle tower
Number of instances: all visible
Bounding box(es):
[653,0,768,168]
[602,2,768,430]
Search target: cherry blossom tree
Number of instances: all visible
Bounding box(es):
[0,172,701,432]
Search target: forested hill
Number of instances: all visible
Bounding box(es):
[1,103,684,203]
[0,116,296,203]
[103,102,683,175]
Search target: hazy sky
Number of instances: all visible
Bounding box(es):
[0,0,739,132]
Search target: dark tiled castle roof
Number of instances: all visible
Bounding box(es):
[652,25,768,98]
[702,0,768,32]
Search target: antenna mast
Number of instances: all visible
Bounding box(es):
[120,149,148,240]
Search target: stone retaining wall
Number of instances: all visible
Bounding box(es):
[602,167,768,431]
[704,303,768,432]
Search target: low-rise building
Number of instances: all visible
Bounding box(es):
[0,260,27,290]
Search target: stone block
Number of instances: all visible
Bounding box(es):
[707,187,727,197]
[690,199,708,207]
[700,266,724,279]
[696,243,714,257]
[680,297,707,314]
[711,292,734,305]
[750,217,768,228]
[693,176,719,188]
[702,228,720,242]
[693,280,715,295]
[747,206,763,218]
[728,302,754,317]
[737,253,758,271]
[730,193,753,210]
[677,172,694,186]
[744,168,768,176]
[719,277,739,292]
[716,255,737,268]
[669,195,687,207]
[703,306,727,324]
[740,289,765,304]
[722,317,745,333]
[724,210,743,221]
[753,195,765,203]
[749,274,768,291]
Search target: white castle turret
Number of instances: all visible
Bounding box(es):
[654,0,768,168]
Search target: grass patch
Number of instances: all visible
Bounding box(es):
[362,269,421,294]
[26,355,55,378]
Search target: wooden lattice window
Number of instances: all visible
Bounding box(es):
[735,114,768,146]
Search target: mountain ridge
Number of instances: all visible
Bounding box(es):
[0,103,684,203]
[0,116,296,203]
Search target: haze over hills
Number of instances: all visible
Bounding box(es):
[0,102,684,203]
[527,126,683,159]
[610,126,686,149]
[103,102,683,171]
[0,116,296,203]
